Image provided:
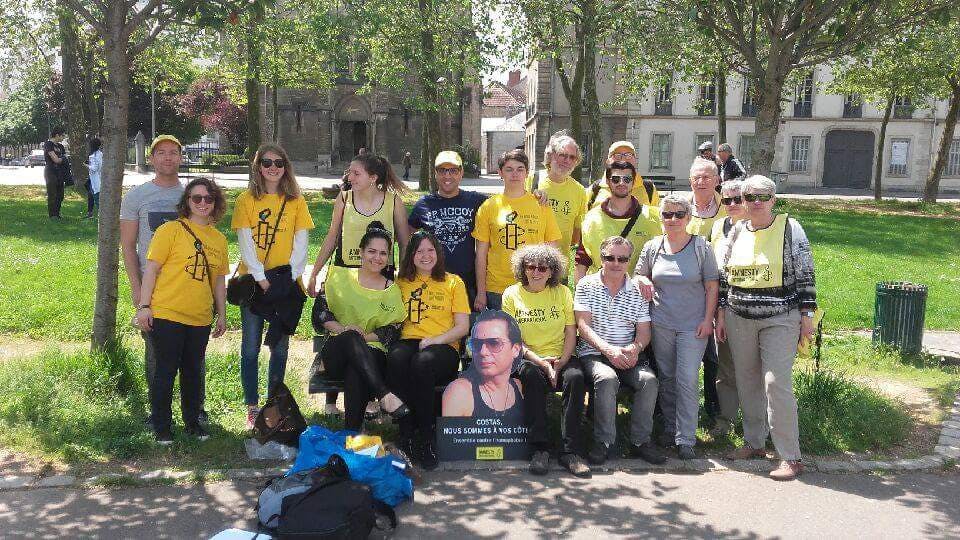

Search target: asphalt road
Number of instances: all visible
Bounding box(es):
[1,470,958,539]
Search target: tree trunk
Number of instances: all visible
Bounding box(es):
[874,93,894,201]
[582,45,602,183]
[923,78,960,203]
[425,110,442,191]
[91,6,131,350]
[716,70,727,143]
[419,120,431,191]
[751,69,787,177]
[271,85,279,142]
[58,7,89,190]
[244,6,264,160]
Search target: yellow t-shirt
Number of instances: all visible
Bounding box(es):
[502,284,574,359]
[587,174,660,209]
[397,273,470,348]
[472,192,562,294]
[147,220,228,326]
[687,193,727,238]
[579,202,662,274]
[231,191,315,274]
[539,174,588,251]
[325,266,406,351]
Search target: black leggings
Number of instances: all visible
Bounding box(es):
[44,168,64,218]
[387,339,460,436]
[515,359,587,455]
[321,331,390,431]
[149,318,210,432]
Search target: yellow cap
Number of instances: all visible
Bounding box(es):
[434,150,463,168]
[607,140,636,156]
[149,134,183,155]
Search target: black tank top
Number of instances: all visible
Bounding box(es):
[469,376,524,424]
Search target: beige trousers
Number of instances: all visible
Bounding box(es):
[725,308,801,461]
[715,338,747,424]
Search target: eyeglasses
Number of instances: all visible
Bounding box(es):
[601,255,630,263]
[554,152,578,161]
[259,158,286,169]
[661,210,688,220]
[611,151,635,159]
[435,166,461,175]
[721,196,743,205]
[471,337,507,354]
[190,194,215,204]
[524,263,550,273]
[608,175,634,185]
[743,193,774,202]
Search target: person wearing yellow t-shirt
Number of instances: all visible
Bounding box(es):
[232,143,315,430]
[529,135,588,262]
[136,178,228,445]
[313,226,410,432]
[502,244,590,478]
[586,141,660,210]
[473,149,561,311]
[388,231,470,470]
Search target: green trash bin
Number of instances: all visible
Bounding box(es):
[873,281,927,355]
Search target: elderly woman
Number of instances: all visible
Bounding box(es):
[716,175,817,481]
[502,245,588,478]
[634,194,719,460]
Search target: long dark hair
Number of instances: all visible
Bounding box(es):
[359,221,393,251]
[398,230,446,282]
[88,137,102,155]
[352,153,411,195]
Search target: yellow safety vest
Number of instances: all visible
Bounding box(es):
[687,193,727,238]
[579,202,662,274]
[325,266,406,351]
[725,213,788,289]
[336,190,395,267]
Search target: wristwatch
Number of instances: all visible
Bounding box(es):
[138,304,150,310]
[801,311,814,318]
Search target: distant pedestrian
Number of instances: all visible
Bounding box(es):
[402,151,412,182]
[43,128,67,220]
[83,138,102,219]
[717,143,746,184]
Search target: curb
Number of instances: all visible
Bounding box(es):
[3,395,958,492]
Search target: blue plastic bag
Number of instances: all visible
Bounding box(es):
[287,425,413,507]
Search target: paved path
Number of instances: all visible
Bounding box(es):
[1,470,957,538]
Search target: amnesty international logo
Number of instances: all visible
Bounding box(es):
[254,208,279,250]
[406,283,428,323]
[498,211,526,250]
[184,238,209,282]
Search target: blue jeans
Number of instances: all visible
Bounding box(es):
[240,305,290,405]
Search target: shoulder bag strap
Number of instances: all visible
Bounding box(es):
[177,219,215,293]
[619,206,642,239]
[260,195,288,266]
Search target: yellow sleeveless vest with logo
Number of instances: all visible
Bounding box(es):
[725,213,788,289]
[337,190,395,267]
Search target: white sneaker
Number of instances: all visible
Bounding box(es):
[323,403,342,416]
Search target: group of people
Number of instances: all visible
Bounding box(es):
[122,131,816,483]
[42,128,102,220]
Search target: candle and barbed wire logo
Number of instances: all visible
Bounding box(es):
[254,208,278,250]
[498,211,526,250]
[406,283,428,323]
[185,239,209,282]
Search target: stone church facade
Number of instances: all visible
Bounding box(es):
[265,78,482,174]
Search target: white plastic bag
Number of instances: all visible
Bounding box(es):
[244,438,298,461]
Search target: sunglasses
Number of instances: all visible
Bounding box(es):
[601,255,630,263]
[259,158,286,169]
[471,337,507,354]
[608,175,634,185]
[661,210,688,220]
[743,193,774,202]
[190,194,215,204]
[721,196,743,205]
[611,151,636,159]
[435,166,461,175]
[524,263,550,273]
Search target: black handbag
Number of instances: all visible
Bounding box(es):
[228,197,287,306]
[253,381,307,447]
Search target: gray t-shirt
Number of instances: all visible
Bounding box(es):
[119,180,184,272]
[636,235,719,331]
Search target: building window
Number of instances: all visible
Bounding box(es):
[650,133,672,170]
[695,133,715,155]
[893,96,914,119]
[655,82,673,115]
[742,78,757,117]
[697,82,716,116]
[738,134,757,171]
[843,93,862,118]
[946,139,960,177]
[888,138,910,175]
[789,136,811,172]
[793,71,813,118]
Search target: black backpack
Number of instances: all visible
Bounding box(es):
[256,454,397,539]
[253,382,308,448]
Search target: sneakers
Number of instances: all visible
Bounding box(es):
[726,446,767,460]
[559,453,592,478]
[677,445,697,460]
[626,442,667,464]
[769,460,803,481]
[323,403,342,416]
[529,450,550,476]
[246,407,260,431]
[154,429,174,446]
[656,432,675,448]
[365,400,382,419]
[185,424,209,441]
[587,443,613,465]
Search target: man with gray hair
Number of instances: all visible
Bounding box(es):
[574,235,666,466]
[530,133,588,264]
[717,143,746,184]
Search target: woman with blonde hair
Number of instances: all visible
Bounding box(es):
[232,143,315,429]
